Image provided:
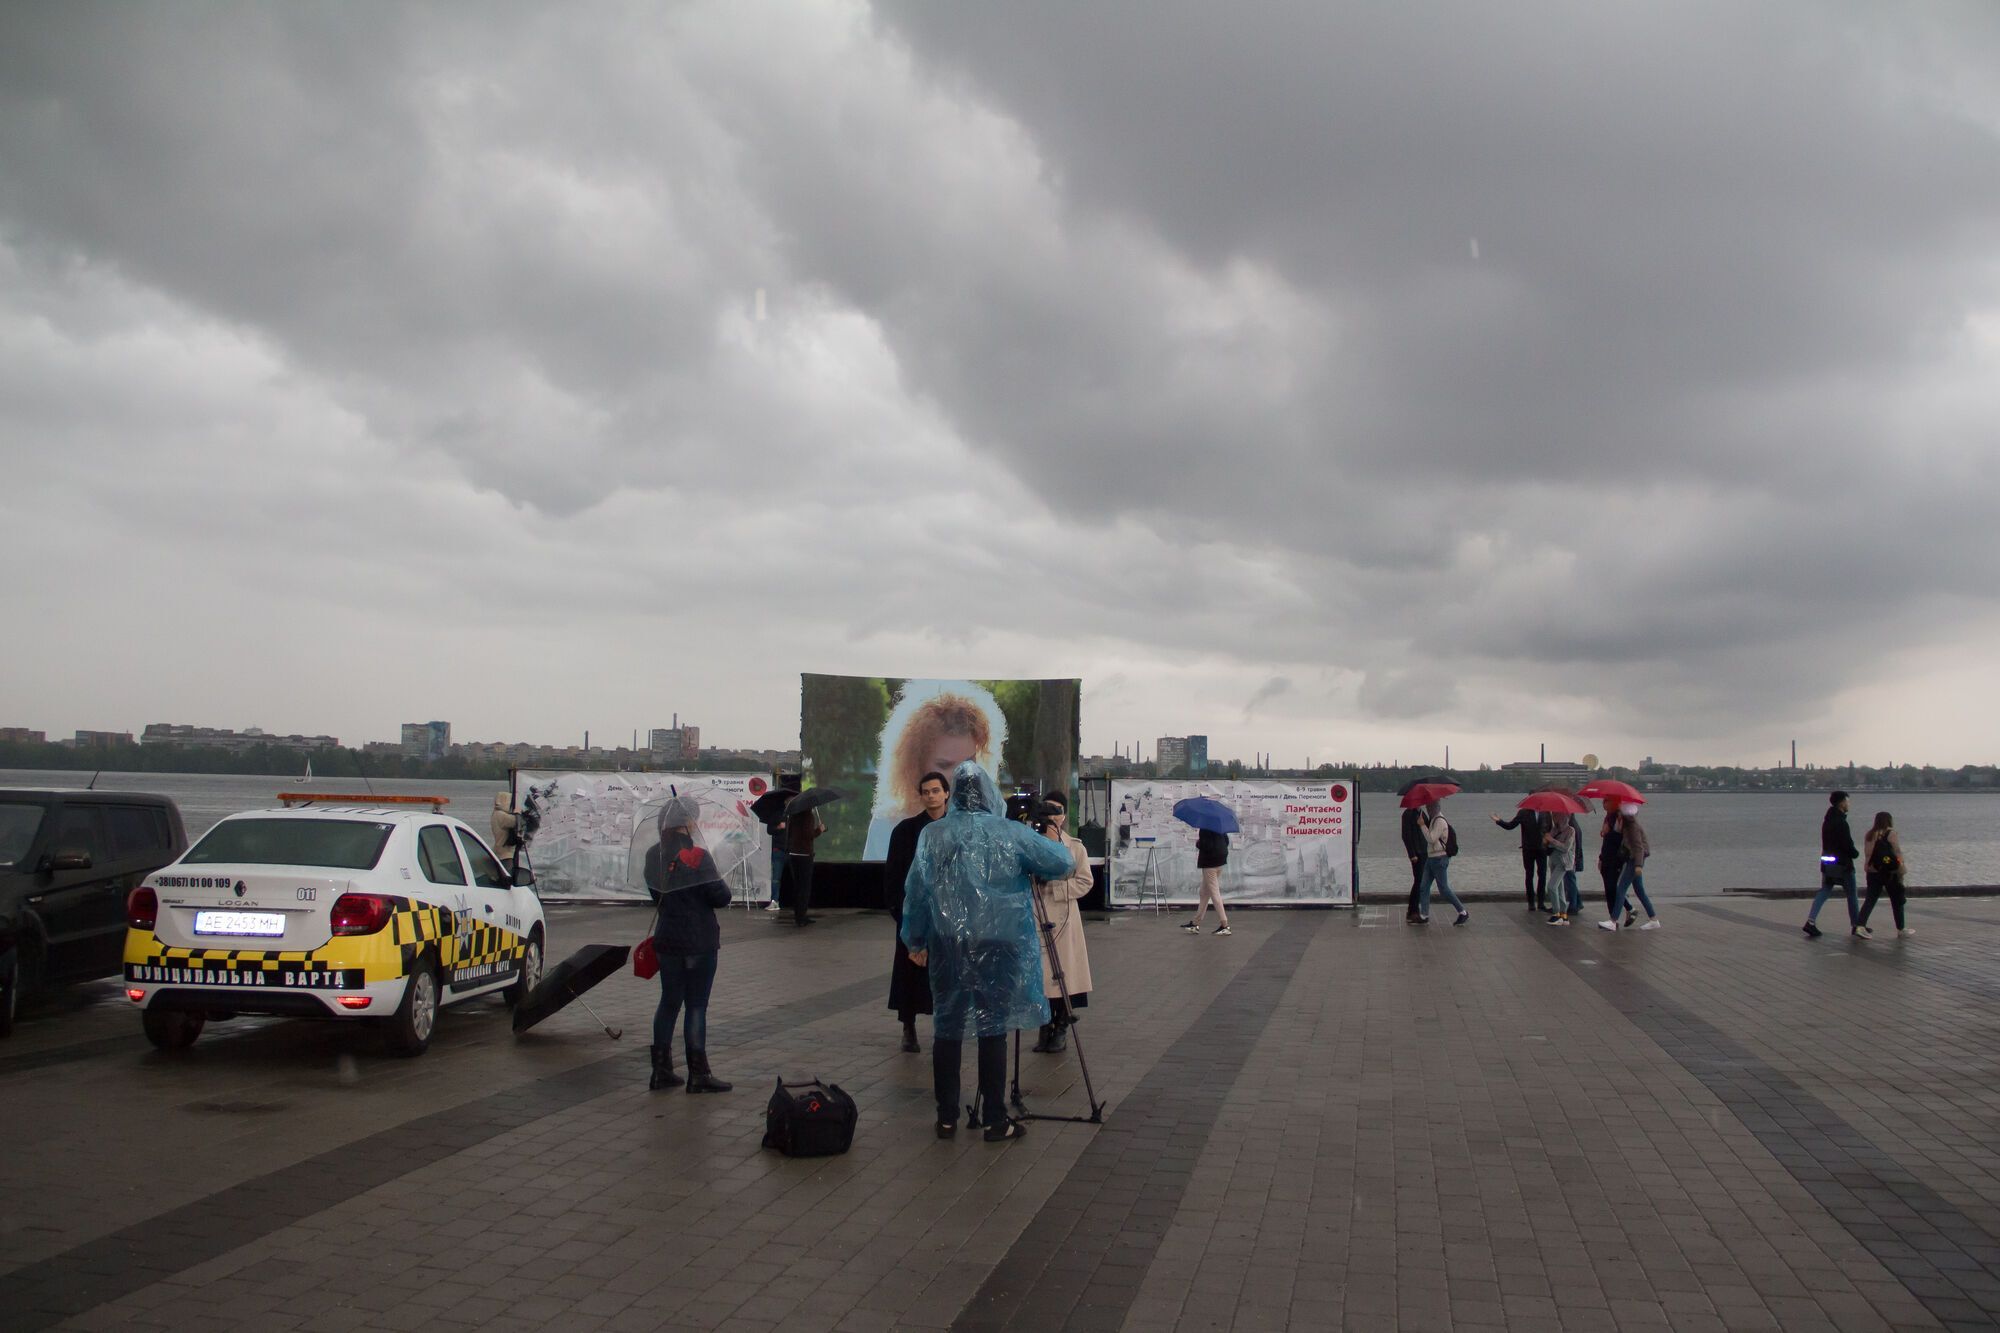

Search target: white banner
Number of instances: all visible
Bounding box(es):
[513,771,773,902]
[1109,778,1358,906]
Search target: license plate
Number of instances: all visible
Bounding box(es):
[193,910,287,937]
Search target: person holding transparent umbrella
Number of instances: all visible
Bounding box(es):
[643,797,734,1093]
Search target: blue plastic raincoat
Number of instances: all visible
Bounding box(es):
[900,761,1078,1040]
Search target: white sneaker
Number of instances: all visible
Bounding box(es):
[1853,925,1873,939]
[1898,927,1917,937]
[1639,919,1661,931]
[1597,919,1619,932]
[763,900,781,912]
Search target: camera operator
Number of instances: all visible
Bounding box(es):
[1030,793,1093,1054]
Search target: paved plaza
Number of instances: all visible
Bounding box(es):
[3,893,2000,1332]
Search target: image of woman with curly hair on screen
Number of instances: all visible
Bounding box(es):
[861,681,1007,860]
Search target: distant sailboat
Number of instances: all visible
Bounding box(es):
[303,757,313,783]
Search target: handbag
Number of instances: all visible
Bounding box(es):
[633,898,663,980]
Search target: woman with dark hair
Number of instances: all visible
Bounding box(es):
[644,800,734,1094]
[1859,811,1913,937]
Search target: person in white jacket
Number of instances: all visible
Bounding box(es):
[1416,803,1468,925]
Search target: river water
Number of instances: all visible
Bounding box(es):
[5,770,1996,895]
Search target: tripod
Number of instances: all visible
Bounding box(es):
[1006,880,1107,1125]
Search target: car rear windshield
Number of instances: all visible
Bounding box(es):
[183,819,394,870]
[0,803,44,868]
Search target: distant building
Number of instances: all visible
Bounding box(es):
[400,721,451,761]
[0,727,47,745]
[1498,759,1591,785]
[142,723,338,753]
[74,730,134,747]
[649,718,700,763]
[1156,736,1190,776]
[1187,735,1208,774]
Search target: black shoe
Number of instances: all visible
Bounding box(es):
[983,1117,1027,1143]
[1803,920,1822,938]
[936,1121,956,1139]
[1031,1023,1054,1053]
[1047,1022,1068,1053]
[648,1044,683,1091]
[1454,911,1470,926]
[794,915,817,925]
[901,1026,920,1054]
[684,1049,732,1094]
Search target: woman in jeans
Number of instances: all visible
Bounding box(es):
[1416,802,1468,925]
[644,800,734,1093]
[1543,813,1582,926]
[1600,803,1659,931]
[1859,811,1914,937]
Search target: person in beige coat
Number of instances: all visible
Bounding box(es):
[491,792,520,871]
[1031,792,1093,1054]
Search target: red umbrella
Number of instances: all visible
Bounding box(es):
[1578,779,1645,806]
[1398,782,1460,809]
[1517,790,1588,815]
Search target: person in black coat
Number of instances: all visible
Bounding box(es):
[885,770,949,1051]
[644,802,734,1094]
[1805,791,1864,938]
[1402,806,1427,923]
[1492,809,1552,910]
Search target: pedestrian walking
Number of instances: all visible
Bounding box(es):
[1493,807,1552,911]
[1805,791,1865,938]
[1031,793,1093,1053]
[884,771,948,1052]
[1402,803,1428,925]
[1182,825,1232,936]
[1858,810,1913,937]
[1416,803,1468,925]
[643,801,734,1094]
[1597,806,1627,920]
[901,761,1077,1141]
[1600,803,1659,930]
[1544,812,1582,926]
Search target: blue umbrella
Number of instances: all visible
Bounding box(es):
[1172,797,1240,834]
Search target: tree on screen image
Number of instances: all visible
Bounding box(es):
[799,674,892,860]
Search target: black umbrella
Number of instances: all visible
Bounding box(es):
[750,789,795,828]
[511,943,630,1040]
[784,788,845,818]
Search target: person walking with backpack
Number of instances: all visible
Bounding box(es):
[1415,802,1468,925]
[1805,791,1865,938]
[1858,810,1913,937]
[1182,825,1232,936]
[1599,803,1659,931]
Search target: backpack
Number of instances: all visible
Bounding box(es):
[1444,821,1459,859]
[1868,833,1900,877]
[762,1078,858,1158]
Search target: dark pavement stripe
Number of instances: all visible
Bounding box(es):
[1683,900,2000,1006]
[951,918,1322,1332]
[0,971,887,1332]
[1517,913,2000,1331]
[0,1034,148,1077]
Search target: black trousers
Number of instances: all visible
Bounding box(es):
[1860,873,1907,930]
[787,853,815,923]
[1405,856,1423,916]
[933,1033,1007,1127]
[1599,860,1623,915]
[1520,848,1547,906]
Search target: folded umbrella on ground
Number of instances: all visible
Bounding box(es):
[512,942,630,1040]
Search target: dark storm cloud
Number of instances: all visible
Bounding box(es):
[1,0,1996,761]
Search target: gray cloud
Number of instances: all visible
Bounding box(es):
[0,1,1996,764]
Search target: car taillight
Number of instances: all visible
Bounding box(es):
[336,996,373,1009]
[329,893,395,936]
[126,988,146,1003]
[127,886,158,931]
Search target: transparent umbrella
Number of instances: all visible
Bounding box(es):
[625,789,766,905]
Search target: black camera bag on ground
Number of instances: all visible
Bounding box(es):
[762,1078,857,1157]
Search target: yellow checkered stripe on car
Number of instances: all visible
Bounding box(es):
[128,940,344,972]
[388,903,452,947]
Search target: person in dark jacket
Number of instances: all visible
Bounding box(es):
[885,770,949,1051]
[644,800,734,1093]
[1492,808,1552,910]
[785,803,827,926]
[1805,791,1865,938]
[1597,806,1627,918]
[1182,825,1232,936]
[1402,806,1427,924]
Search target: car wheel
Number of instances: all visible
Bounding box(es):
[142,1010,205,1050]
[385,958,439,1057]
[503,930,544,1008]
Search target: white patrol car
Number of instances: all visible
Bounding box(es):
[122,800,545,1055]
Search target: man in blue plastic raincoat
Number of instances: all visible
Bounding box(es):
[902,760,1078,1141]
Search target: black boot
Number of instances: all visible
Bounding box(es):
[901,1020,920,1054]
[1047,1020,1068,1053]
[648,1044,683,1090]
[685,1048,732,1094]
[1031,1023,1053,1053]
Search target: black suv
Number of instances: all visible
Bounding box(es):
[0,790,187,1036]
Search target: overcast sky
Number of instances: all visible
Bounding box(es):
[3,1,1998,769]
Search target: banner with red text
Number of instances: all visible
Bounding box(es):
[1108,779,1357,906]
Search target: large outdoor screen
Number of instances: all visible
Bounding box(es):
[800,674,1081,861]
